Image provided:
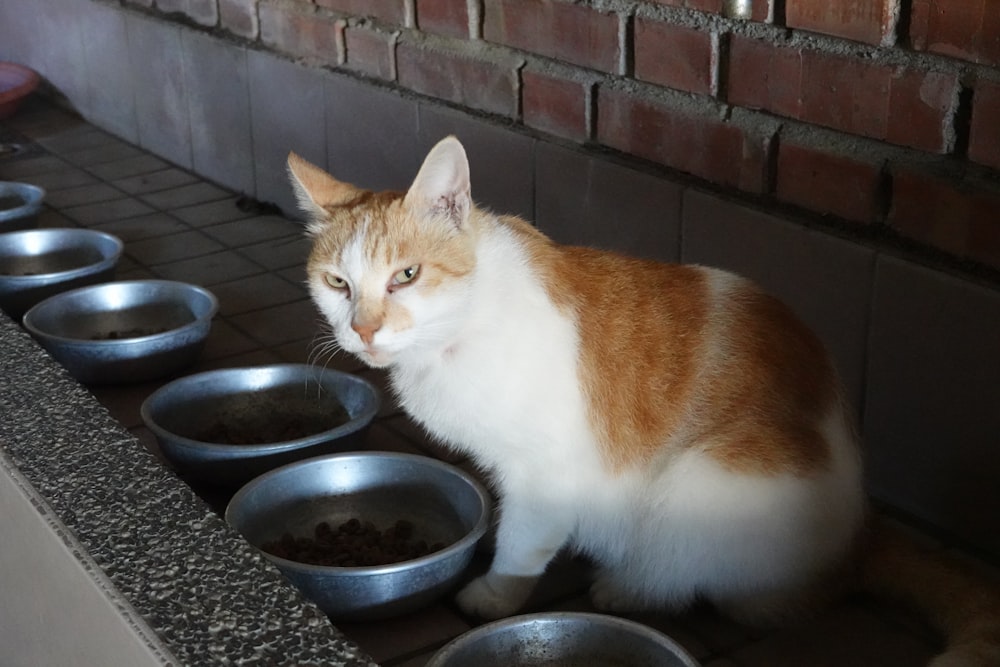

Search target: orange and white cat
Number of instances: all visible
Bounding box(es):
[290,137,1000,666]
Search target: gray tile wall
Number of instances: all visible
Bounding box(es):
[2,0,999,557]
[127,14,193,170]
[183,30,254,196]
[248,51,329,216]
[25,0,91,110]
[77,2,138,144]
[535,142,682,262]
[326,73,422,195]
[865,256,1000,555]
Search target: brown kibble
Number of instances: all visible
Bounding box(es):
[259,517,447,567]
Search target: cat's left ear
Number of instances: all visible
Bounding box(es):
[287,152,363,234]
[404,136,471,229]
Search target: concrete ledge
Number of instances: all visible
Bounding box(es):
[0,313,374,666]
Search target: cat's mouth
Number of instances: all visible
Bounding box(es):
[359,346,392,368]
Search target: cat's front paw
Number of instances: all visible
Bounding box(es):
[456,573,536,620]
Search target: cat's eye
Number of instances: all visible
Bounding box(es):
[392,265,420,286]
[323,273,348,290]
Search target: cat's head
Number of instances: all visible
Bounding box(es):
[289,136,478,368]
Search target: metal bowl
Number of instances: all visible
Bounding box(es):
[142,364,381,487]
[427,612,701,667]
[22,279,217,384]
[0,181,45,233]
[0,227,122,318]
[225,451,491,621]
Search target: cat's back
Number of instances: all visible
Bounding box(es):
[512,231,844,474]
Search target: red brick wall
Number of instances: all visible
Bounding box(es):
[187,0,1000,273]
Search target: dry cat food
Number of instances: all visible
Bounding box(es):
[261,518,446,567]
[200,414,341,445]
[198,400,350,445]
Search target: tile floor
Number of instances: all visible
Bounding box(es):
[0,99,989,666]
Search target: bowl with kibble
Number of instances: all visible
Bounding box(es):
[22,279,217,384]
[427,612,701,667]
[0,227,123,319]
[141,363,381,487]
[225,451,491,620]
[0,181,45,233]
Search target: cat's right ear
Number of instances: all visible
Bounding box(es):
[287,152,362,234]
[404,136,471,229]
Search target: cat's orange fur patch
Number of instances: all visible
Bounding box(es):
[548,248,712,472]
[505,220,836,476]
[693,289,837,475]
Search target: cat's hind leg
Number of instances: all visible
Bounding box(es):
[587,440,861,624]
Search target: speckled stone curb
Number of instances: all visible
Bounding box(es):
[0,312,377,666]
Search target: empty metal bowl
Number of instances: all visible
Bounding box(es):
[22,279,217,384]
[141,364,381,487]
[225,451,491,621]
[0,181,45,233]
[427,612,701,667]
[0,227,122,318]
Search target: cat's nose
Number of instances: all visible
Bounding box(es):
[351,320,380,346]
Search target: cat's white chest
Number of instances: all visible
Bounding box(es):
[388,246,595,473]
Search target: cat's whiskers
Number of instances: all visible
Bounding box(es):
[306,325,344,371]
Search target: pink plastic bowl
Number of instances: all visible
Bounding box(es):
[0,63,41,121]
